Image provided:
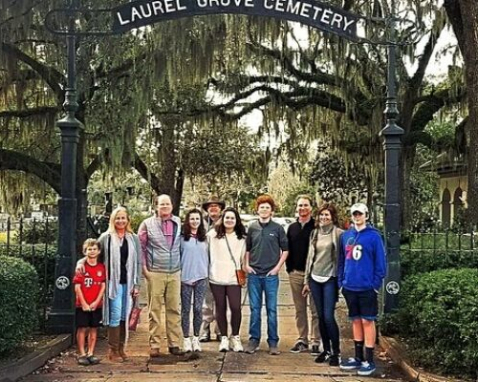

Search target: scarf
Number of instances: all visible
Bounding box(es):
[108,233,136,300]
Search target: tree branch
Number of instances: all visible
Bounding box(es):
[0,149,61,193]
[1,42,64,99]
[410,87,464,133]
[133,152,161,193]
[0,106,60,119]
[409,17,446,94]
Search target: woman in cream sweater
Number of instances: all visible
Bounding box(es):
[207,207,246,352]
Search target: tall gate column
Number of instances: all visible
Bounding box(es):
[47,2,83,334]
[380,8,404,313]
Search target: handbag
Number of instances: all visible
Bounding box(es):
[225,236,247,287]
[128,297,142,331]
[235,269,247,287]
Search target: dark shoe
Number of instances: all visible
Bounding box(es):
[328,354,340,366]
[269,345,280,355]
[244,340,260,354]
[310,344,320,356]
[87,355,100,365]
[199,331,211,343]
[169,346,185,356]
[77,356,90,366]
[357,361,376,376]
[290,341,308,353]
[149,348,161,358]
[340,357,362,370]
[314,351,330,363]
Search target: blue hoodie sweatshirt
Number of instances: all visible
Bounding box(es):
[337,224,386,292]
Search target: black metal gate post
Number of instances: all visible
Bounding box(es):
[380,1,404,313]
[47,1,83,334]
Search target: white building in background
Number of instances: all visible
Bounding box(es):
[420,152,467,229]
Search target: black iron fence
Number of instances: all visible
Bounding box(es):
[401,229,478,280]
[0,216,106,330]
[0,217,58,330]
[404,229,478,252]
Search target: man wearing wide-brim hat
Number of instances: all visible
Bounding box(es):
[199,195,225,342]
[202,196,226,231]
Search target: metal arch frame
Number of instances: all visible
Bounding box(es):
[46,0,407,334]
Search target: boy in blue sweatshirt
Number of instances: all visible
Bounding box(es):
[337,203,386,376]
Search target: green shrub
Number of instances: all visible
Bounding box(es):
[401,249,478,279]
[0,245,57,284]
[0,246,58,313]
[0,256,39,354]
[397,268,478,378]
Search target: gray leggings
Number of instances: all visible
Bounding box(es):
[181,278,208,337]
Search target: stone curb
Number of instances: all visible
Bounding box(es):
[380,335,462,382]
[0,334,72,382]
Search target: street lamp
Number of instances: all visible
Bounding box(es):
[47,0,83,334]
[380,0,404,313]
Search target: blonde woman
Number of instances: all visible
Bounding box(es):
[77,206,141,362]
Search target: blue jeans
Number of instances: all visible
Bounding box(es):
[109,284,128,327]
[309,277,340,355]
[248,273,279,346]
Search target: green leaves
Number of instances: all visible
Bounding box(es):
[397,268,478,378]
[0,255,39,354]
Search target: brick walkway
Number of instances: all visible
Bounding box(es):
[21,271,405,381]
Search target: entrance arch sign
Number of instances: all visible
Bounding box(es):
[112,0,360,41]
[46,0,404,334]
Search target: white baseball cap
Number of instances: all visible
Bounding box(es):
[351,203,368,215]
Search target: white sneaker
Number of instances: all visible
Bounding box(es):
[192,336,202,352]
[183,337,193,353]
[230,335,244,352]
[219,336,229,352]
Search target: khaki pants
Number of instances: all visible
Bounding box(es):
[200,283,220,336]
[147,271,182,349]
[289,270,320,345]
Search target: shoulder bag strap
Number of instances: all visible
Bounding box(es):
[224,235,239,270]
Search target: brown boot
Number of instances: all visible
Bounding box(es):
[119,321,128,361]
[107,326,123,363]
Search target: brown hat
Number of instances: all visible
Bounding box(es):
[202,196,226,211]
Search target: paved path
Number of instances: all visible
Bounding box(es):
[21,272,405,381]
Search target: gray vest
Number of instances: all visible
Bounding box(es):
[141,215,181,273]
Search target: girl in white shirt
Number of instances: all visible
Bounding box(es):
[208,207,246,352]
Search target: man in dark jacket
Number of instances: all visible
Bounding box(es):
[286,195,320,355]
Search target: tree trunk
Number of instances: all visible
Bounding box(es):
[174,168,185,215]
[397,87,418,232]
[156,122,181,214]
[400,145,416,231]
[459,1,478,228]
[76,130,88,247]
[445,0,478,228]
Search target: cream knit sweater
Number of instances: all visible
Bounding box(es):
[207,230,246,285]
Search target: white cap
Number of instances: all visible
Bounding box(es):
[351,203,368,215]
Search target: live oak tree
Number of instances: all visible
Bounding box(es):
[1,0,476,233]
[0,1,266,236]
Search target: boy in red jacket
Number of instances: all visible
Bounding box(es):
[73,239,106,366]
